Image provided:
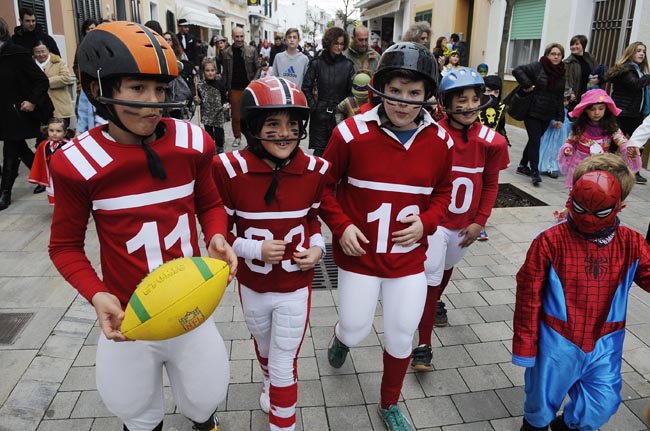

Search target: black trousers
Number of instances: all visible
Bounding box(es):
[1,140,35,193]
[204,125,225,152]
[520,117,548,174]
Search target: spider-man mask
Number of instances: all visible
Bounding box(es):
[569,170,622,234]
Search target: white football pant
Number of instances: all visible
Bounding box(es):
[425,226,468,286]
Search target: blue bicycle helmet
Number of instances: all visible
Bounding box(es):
[439,67,485,95]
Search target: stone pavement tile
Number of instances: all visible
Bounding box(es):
[52,317,94,339]
[0,251,52,277]
[621,380,641,401]
[314,348,356,376]
[453,278,492,293]
[406,396,462,428]
[350,346,384,373]
[447,307,484,326]
[44,391,80,419]
[23,356,73,384]
[466,242,499,257]
[623,398,650,425]
[628,300,650,325]
[326,405,372,430]
[480,290,516,306]
[296,379,324,407]
[446,292,489,308]
[499,362,525,387]
[59,367,96,391]
[226,383,263,411]
[495,386,524,416]
[63,300,97,322]
[465,341,512,366]
[2,380,59,417]
[215,322,252,341]
[298,336,314,358]
[0,307,66,351]
[229,359,252,384]
[470,322,513,342]
[624,331,647,351]
[459,364,511,392]
[483,276,517,291]
[69,391,115,418]
[218,290,241,307]
[452,390,509,422]
[230,339,256,360]
[0,412,41,431]
[212,410,250,431]
[628,323,650,345]
[457,267,495,280]
[486,264,519,277]
[622,371,650,397]
[310,326,334,350]
[475,305,514,323]
[357,372,381,405]
[622,345,650,375]
[297,357,319,381]
[37,418,93,431]
[83,327,101,346]
[321,375,364,407]
[39,334,85,361]
[463,255,498,267]
[416,369,469,396]
[401,372,426,400]
[213,305,234,322]
[300,406,328,431]
[431,345,474,370]
[490,416,524,431]
[72,346,96,367]
[442,421,495,430]
[308,306,339,327]
[601,401,647,430]
[434,325,480,346]
[0,350,37,405]
[310,290,335,307]
[0,276,76,309]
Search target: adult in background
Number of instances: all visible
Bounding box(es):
[402,21,431,47]
[259,39,271,61]
[33,41,73,130]
[606,41,650,184]
[11,7,60,56]
[344,25,379,74]
[269,35,286,66]
[450,33,468,66]
[512,43,566,186]
[564,34,596,110]
[0,18,51,210]
[206,35,226,74]
[222,26,260,147]
[176,18,198,70]
[302,26,354,156]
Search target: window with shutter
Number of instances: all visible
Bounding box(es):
[506,0,545,72]
[72,0,102,40]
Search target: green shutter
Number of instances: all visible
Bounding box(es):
[510,0,545,40]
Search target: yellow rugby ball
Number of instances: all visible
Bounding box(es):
[121,257,229,341]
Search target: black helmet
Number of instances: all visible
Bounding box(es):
[372,42,438,103]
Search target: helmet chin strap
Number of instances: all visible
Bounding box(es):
[369,84,438,106]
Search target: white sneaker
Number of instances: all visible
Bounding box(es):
[259,379,270,413]
[232,138,241,148]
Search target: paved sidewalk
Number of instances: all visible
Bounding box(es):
[1,124,650,431]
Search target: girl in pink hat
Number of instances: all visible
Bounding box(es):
[555,88,641,219]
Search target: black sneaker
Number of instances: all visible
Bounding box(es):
[192,413,220,431]
[516,165,531,176]
[328,335,349,368]
[544,171,559,179]
[435,301,448,327]
[531,171,542,186]
[411,345,433,371]
[33,185,46,194]
[636,172,647,184]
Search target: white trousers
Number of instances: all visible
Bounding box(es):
[96,319,229,431]
[335,269,427,358]
[424,226,468,285]
[239,284,310,387]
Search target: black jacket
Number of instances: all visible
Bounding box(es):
[606,62,650,118]
[301,50,355,151]
[11,25,60,56]
[0,41,51,140]
[512,61,565,123]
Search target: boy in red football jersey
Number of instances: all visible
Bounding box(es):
[213,76,328,431]
[319,42,453,431]
[48,22,236,431]
[411,67,510,371]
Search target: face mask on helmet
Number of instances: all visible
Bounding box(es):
[569,170,622,234]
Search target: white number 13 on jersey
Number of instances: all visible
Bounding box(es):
[367,203,420,254]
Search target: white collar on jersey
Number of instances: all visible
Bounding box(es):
[356,103,435,129]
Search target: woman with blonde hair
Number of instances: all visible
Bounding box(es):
[606,41,650,183]
[402,21,431,46]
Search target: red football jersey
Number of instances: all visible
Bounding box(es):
[320,107,453,278]
[439,119,510,229]
[212,149,328,293]
[49,119,227,308]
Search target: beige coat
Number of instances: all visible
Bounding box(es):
[42,54,74,119]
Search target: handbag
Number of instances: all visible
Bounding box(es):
[504,85,534,121]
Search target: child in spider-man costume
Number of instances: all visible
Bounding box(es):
[514,153,650,431]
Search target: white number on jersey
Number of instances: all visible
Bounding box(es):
[244,225,307,274]
[126,214,193,272]
[449,177,474,214]
[367,203,420,254]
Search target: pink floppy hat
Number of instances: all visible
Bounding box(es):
[569,88,622,119]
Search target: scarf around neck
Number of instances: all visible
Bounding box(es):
[539,55,565,90]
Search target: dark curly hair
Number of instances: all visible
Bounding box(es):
[571,106,619,137]
[322,26,349,52]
